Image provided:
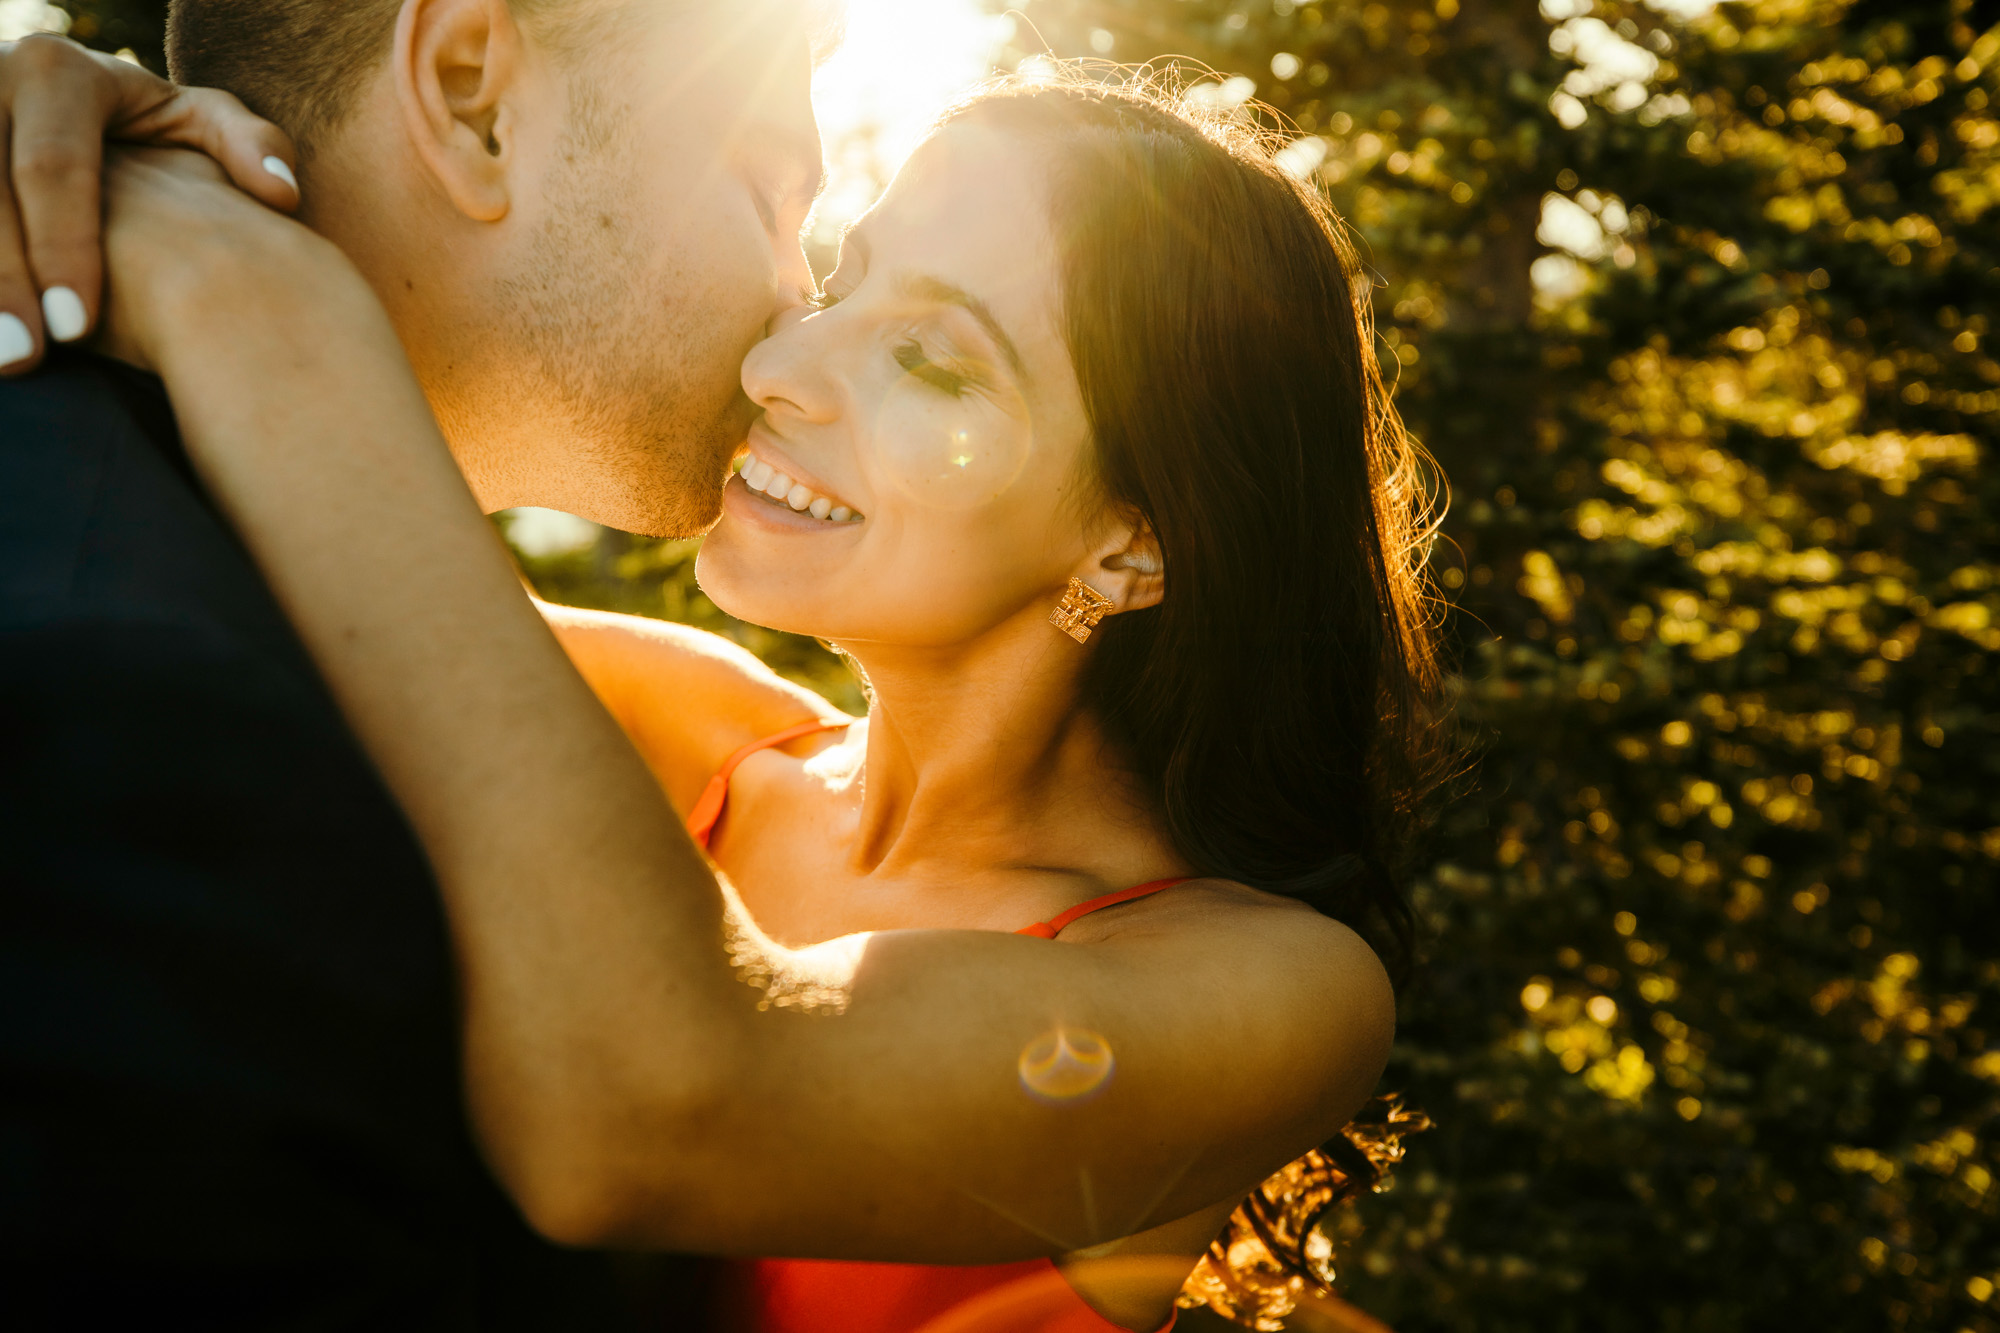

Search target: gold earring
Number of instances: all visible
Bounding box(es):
[1050,578,1116,644]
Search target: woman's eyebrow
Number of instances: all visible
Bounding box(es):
[898,274,1028,380]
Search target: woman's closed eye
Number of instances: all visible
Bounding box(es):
[801,283,981,398]
[747,171,791,239]
[894,340,975,396]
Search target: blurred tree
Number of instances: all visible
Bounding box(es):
[991,1,1998,1330]
[44,0,164,70]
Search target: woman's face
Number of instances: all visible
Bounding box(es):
[696,119,1106,650]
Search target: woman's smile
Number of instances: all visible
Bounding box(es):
[737,459,859,522]
[727,428,867,529]
[723,468,868,533]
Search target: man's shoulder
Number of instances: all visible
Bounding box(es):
[0,351,232,617]
[0,348,178,447]
[0,349,184,511]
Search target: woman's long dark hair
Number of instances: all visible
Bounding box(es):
[946,70,1452,1326]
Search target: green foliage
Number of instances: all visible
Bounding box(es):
[996,1,1998,1329]
[506,526,867,715]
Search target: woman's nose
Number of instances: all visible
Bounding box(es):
[742,299,841,423]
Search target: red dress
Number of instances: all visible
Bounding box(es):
[688,720,1185,1333]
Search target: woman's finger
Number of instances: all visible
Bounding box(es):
[0,112,47,374]
[119,85,301,214]
[3,37,301,352]
[5,36,111,345]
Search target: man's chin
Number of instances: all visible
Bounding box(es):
[483,406,744,539]
[600,487,728,541]
[497,478,718,541]
[595,442,743,538]
[617,424,752,539]
[599,395,755,538]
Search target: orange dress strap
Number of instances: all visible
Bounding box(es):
[685,718,852,851]
[1015,878,1193,940]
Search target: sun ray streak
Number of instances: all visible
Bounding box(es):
[956,1146,1211,1259]
[1115,1150,1207,1239]
[955,1185,1092,1253]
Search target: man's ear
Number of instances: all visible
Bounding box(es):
[1090,523,1167,616]
[394,0,524,223]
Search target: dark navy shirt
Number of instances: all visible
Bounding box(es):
[0,354,630,1329]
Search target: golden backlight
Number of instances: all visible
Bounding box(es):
[809,0,1016,237]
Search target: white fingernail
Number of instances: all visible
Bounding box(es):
[42,287,88,343]
[262,156,298,192]
[0,313,33,367]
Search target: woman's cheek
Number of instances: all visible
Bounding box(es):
[874,382,1032,511]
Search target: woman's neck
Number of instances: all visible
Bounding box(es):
[837,607,1176,890]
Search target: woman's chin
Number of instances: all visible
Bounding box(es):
[698,480,854,637]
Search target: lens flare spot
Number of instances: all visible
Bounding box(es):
[879,402,1030,510]
[1018,1027,1115,1104]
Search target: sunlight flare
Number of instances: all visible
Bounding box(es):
[810,0,1016,238]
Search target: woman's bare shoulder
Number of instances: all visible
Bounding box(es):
[1083,877,1398,1108]
[1086,876,1383,956]
[536,602,852,806]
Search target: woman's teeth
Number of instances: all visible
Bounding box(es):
[738,456,860,523]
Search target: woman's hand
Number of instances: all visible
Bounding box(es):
[0,34,299,374]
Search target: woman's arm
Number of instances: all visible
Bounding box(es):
[105,151,1396,1261]
[538,604,847,813]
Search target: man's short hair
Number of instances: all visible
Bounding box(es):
[164,1,628,153]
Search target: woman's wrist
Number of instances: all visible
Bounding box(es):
[145,218,364,376]
[100,148,357,374]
